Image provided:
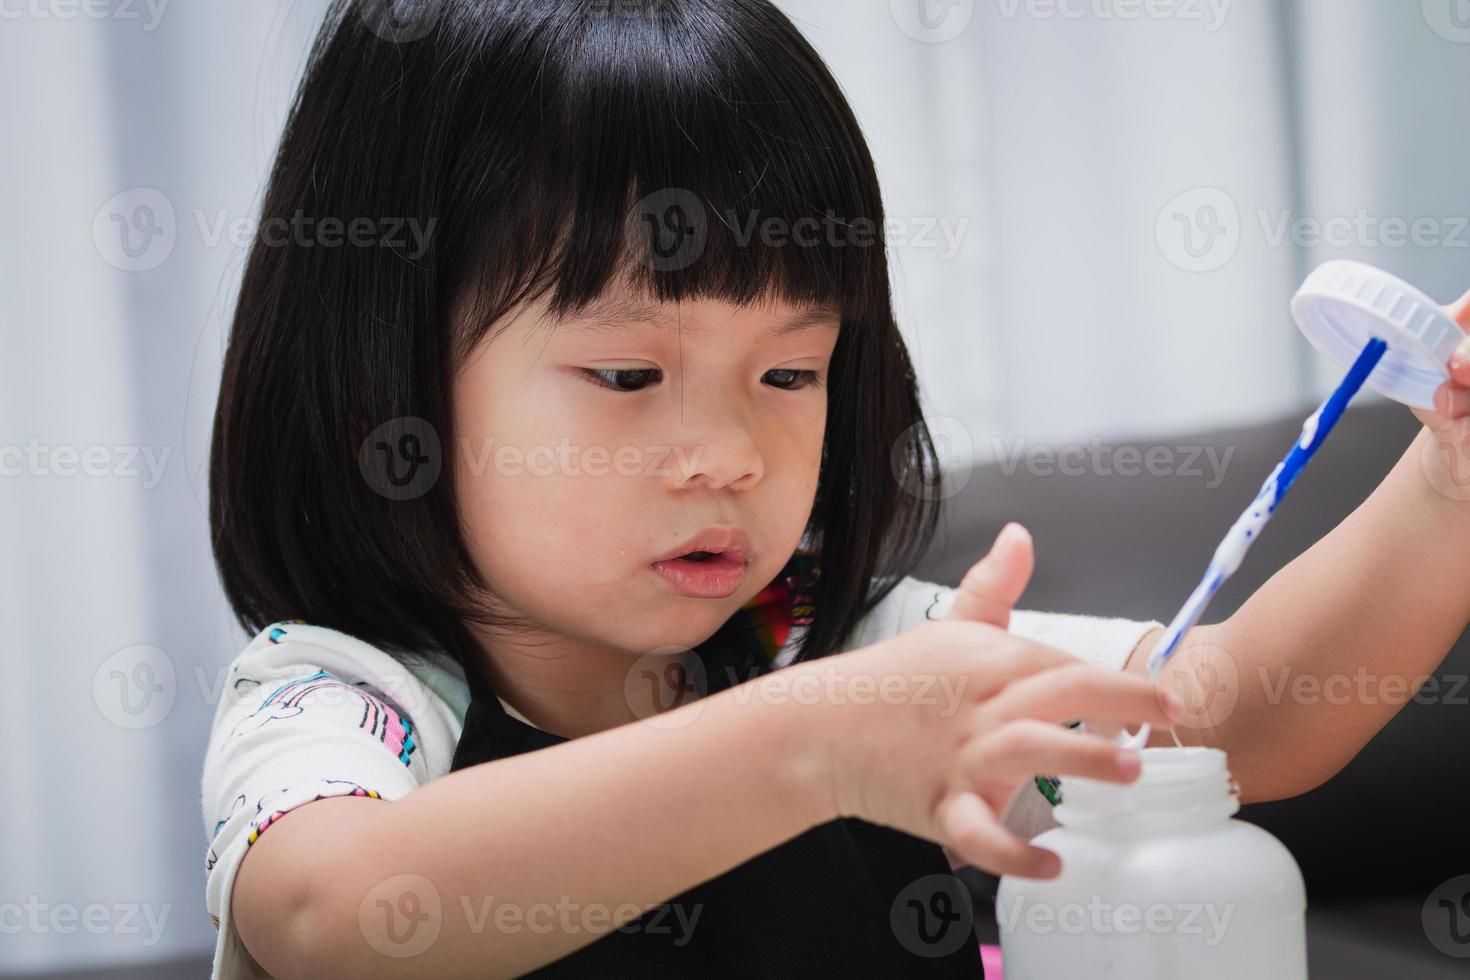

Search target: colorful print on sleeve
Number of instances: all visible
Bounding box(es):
[230,668,417,766]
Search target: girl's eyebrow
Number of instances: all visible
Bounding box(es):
[553,297,841,337]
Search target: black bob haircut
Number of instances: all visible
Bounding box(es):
[210,0,945,677]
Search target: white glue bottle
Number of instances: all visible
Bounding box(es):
[997,747,1307,979]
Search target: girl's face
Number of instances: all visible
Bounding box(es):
[452,277,839,657]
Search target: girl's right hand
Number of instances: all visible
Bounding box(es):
[785,523,1180,879]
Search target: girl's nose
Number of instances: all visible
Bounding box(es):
[663,411,765,492]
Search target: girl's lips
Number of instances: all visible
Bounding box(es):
[650,555,747,598]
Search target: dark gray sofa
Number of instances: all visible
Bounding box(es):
[913,400,1470,977]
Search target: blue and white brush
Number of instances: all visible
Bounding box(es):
[1123,335,1389,749]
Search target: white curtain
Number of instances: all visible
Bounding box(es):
[1,1,326,972]
[781,0,1470,465]
[6,1,1470,973]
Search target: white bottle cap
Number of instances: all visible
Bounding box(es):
[1290,260,1462,411]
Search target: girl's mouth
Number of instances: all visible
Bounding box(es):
[651,551,746,598]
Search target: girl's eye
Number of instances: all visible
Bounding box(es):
[581,367,821,392]
[581,367,662,392]
[764,368,822,391]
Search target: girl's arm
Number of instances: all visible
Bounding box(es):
[1131,291,1470,801]
[234,531,1174,980]
[234,667,832,980]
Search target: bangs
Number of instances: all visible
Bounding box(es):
[438,0,889,356]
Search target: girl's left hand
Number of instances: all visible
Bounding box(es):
[1411,288,1470,431]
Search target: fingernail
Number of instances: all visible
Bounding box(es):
[1453,341,1470,375]
[1038,852,1061,877]
[1161,689,1183,719]
[1116,749,1141,778]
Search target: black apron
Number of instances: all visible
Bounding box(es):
[449,614,985,979]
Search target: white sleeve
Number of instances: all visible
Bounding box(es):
[866,578,1162,850]
[200,624,459,980]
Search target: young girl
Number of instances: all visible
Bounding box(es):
[202,2,1470,977]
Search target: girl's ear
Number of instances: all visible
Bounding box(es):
[943,522,1034,630]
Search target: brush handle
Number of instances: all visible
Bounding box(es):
[1116,336,1388,751]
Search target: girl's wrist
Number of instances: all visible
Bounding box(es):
[744,660,847,828]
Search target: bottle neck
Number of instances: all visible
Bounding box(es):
[1053,746,1240,836]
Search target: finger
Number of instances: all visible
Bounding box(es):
[961,719,1142,784]
[936,789,1061,879]
[945,522,1034,628]
[1446,289,1470,331]
[1447,308,1470,385]
[1433,380,1470,419]
[991,663,1181,729]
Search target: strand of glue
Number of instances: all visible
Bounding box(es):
[1117,335,1390,750]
